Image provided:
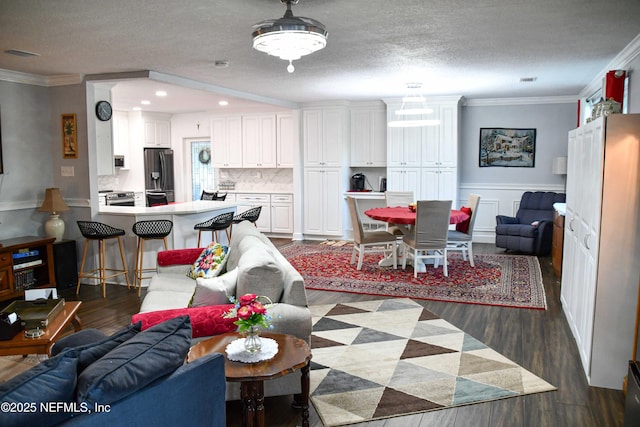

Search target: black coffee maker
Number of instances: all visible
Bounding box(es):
[350,173,365,191]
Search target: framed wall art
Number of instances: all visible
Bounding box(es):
[479,127,536,168]
[61,113,77,159]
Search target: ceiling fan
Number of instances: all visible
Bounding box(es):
[252,0,328,73]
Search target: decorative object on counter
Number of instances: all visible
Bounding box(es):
[223,293,274,354]
[217,180,236,191]
[61,113,77,159]
[38,188,70,242]
[252,0,328,74]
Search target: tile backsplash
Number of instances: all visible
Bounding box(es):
[218,168,293,193]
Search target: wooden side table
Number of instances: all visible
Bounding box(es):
[187,332,312,427]
[0,300,82,356]
[552,211,565,278]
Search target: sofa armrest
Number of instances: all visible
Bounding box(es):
[496,215,520,225]
[267,303,312,344]
[62,353,226,427]
[534,219,554,255]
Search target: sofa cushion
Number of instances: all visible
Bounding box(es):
[0,349,79,427]
[51,322,142,372]
[236,242,284,303]
[186,243,229,279]
[191,267,238,307]
[76,316,192,406]
[132,305,237,338]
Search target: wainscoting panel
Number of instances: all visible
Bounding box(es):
[459,183,564,244]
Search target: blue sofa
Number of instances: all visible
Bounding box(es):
[0,316,226,427]
[495,191,566,255]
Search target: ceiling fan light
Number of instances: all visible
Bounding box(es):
[388,119,441,128]
[396,107,433,115]
[252,0,327,71]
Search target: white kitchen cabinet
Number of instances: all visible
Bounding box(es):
[235,193,271,232]
[276,113,296,168]
[112,111,130,162]
[560,114,640,390]
[421,104,458,168]
[419,168,457,203]
[387,167,420,194]
[270,194,294,233]
[350,107,386,167]
[211,116,243,168]
[143,113,171,148]
[303,108,348,167]
[242,114,276,168]
[386,122,421,167]
[303,168,342,236]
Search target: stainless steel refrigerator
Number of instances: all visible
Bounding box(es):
[143,148,175,202]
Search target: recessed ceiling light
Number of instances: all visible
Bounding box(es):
[219,100,229,106]
[133,106,141,111]
[520,77,537,83]
[141,100,151,105]
[155,90,167,97]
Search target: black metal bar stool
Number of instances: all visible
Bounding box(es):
[229,206,262,240]
[76,221,130,298]
[132,220,173,297]
[194,211,234,247]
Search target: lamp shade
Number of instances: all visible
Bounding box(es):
[552,157,568,175]
[39,188,69,213]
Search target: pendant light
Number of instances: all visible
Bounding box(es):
[388,83,440,127]
[252,0,328,73]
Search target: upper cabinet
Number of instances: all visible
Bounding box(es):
[143,113,171,148]
[276,113,296,168]
[112,110,130,162]
[386,123,422,167]
[421,103,459,168]
[350,106,386,167]
[211,115,243,168]
[303,107,348,167]
[242,114,277,168]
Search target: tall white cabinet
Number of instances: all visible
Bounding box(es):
[560,114,640,390]
[385,96,461,204]
[302,106,349,236]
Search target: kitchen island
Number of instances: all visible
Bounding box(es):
[98,201,237,287]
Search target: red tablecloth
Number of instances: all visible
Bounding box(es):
[364,206,469,225]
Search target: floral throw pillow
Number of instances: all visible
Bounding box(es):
[186,243,229,279]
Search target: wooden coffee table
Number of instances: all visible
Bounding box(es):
[187,332,312,427]
[0,301,82,357]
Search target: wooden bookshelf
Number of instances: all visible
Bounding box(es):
[0,236,56,302]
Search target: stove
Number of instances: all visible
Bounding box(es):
[104,191,135,206]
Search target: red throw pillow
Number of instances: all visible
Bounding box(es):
[132,304,237,338]
[456,206,473,233]
[157,248,204,267]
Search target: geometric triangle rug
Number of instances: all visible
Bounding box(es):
[310,298,556,426]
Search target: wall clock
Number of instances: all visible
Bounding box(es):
[95,100,112,121]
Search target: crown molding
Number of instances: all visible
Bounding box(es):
[464,96,576,106]
[0,68,83,86]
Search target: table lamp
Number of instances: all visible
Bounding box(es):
[38,188,69,241]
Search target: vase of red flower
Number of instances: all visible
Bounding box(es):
[223,293,273,354]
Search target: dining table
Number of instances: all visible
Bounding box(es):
[363,206,470,270]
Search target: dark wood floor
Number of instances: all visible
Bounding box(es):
[59,241,626,427]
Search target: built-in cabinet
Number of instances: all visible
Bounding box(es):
[211,116,243,168]
[560,114,640,390]
[143,113,171,148]
[302,106,349,236]
[226,192,293,234]
[270,194,294,234]
[211,113,295,169]
[235,193,271,232]
[350,106,386,167]
[242,114,276,168]
[112,111,130,167]
[384,97,461,204]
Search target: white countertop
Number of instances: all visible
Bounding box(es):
[343,191,386,199]
[99,200,237,216]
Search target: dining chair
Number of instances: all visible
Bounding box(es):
[402,200,452,278]
[146,193,168,207]
[347,196,397,270]
[385,191,415,237]
[447,194,480,266]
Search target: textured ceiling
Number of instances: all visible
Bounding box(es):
[1,0,639,111]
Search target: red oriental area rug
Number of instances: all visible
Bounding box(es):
[279,243,546,310]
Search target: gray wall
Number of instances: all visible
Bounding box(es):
[460,102,577,187]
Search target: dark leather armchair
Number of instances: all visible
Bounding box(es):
[495,191,565,255]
